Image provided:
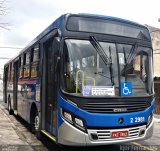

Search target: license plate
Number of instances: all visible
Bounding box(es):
[111,130,128,138]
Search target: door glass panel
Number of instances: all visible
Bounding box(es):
[45,39,56,135]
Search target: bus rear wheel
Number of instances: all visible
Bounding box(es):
[8,96,13,115]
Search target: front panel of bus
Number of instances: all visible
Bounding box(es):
[57,15,154,146]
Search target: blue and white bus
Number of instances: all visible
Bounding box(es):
[3,13,154,146]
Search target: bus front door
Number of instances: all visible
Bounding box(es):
[42,37,57,137]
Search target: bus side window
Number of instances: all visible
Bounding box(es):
[8,63,11,82]
[7,62,14,82]
[19,56,23,78]
[31,45,40,78]
[11,63,14,82]
[23,52,30,78]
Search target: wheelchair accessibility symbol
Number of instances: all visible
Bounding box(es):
[120,82,132,96]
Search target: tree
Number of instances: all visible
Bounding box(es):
[0,0,9,30]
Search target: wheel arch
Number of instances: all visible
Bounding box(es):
[30,102,38,124]
[7,94,11,103]
[7,94,14,115]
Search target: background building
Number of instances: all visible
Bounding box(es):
[146,25,160,77]
[146,25,160,114]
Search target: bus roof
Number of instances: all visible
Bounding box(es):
[78,13,146,28]
[4,13,148,66]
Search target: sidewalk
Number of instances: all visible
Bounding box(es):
[154,114,160,123]
[0,90,26,146]
[0,103,27,145]
[0,102,34,151]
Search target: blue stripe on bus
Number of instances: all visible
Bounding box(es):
[58,96,154,128]
[57,95,78,127]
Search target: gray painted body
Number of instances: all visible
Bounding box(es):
[58,118,154,146]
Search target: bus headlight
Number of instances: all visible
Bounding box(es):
[63,111,73,123]
[147,112,153,127]
[61,108,86,132]
[75,117,84,127]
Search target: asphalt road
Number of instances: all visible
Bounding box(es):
[0,89,159,151]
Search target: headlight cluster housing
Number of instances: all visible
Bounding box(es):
[147,112,153,127]
[61,108,87,133]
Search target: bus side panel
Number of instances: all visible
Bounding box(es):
[23,99,40,124]
[17,79,40,122]
[17,82,24,118]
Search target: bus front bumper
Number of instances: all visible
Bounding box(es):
[58,118,154,146]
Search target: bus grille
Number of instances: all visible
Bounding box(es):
[82,100,150,113]
[88,125,146,141]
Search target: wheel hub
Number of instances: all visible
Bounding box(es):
[34,115,39,131]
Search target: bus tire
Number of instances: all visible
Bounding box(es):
[31,109,42,140]
[8,96,13,115]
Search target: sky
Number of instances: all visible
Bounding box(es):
[0,0,160,66]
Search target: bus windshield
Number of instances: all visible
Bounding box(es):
[62,39,153,97]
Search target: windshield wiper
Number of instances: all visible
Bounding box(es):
[109,46,114,85]
[90,36,111,64]
[123,47,127,81]
[89,36,114,85]
[126,43,138,63]
[122,43,138,81]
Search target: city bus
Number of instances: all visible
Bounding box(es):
[3,13,154,146]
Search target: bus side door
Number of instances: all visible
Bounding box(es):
[41,31,59,137]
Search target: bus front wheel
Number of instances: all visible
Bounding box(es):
[31,109,42,139]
